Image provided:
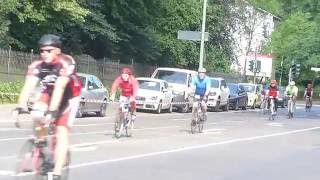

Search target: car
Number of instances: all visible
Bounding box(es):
[27,73,109,118]
[207,77,230,111]
[239,83,263,109]
[227,83,248,110]
[151,67,197,113]
[136,77,174,113]
[277,86,288,108]
[77,73,109,117]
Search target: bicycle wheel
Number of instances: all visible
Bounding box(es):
[15,139,45,180]
[190,109,198,134]
[126,114,134,137]
[114,117,123,138]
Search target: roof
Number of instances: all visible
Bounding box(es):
[209,77,225,80]
[137,77,166,83]
[155,67,197,74]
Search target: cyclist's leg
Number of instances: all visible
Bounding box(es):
[53,96,79,176]
[130,99,136,120]
[192,101,198,119]
[201,101,207,121]
[30,92,50,139]
[274,98,278,112]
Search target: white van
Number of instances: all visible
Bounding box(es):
[151,67,197,113]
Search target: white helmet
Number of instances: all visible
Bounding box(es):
[290,81,295,86]
[198,67,206,73]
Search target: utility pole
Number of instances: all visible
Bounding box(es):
[199,0,208,70]
[253,46,257,84]
[279,56,284,86]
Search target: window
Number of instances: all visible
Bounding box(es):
[210,79,219,88]
[92,76,103,89]
[164,82,169,89]
[87,77,94,90]
[138,80,160,91]
[221,80,227,88]
[154,70,188,85]
[79,76,86,88]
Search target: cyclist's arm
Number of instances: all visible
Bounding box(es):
[190,78,197,95]
[48,76,70,111]
[110,76,121,96]
[131,76,139,98]
[204,78,211,96]
[18,75,39,109]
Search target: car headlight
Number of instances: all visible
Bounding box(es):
[173,90,184,96]
[209,92,217,96]
[150,96,158,100]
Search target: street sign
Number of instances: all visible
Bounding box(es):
[311,67,320,72]
[177,30,209,41]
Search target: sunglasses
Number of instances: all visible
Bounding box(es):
[40,49,55,54]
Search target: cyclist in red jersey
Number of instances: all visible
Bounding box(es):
[110,67,139,119]
[14,34,82,180]
[304,83,313,106]
[266,80,279,113]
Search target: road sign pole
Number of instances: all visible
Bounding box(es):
[199,0,208,70]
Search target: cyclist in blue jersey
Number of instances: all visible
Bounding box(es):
[191,67,211,121]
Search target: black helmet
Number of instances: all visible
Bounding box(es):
[38,34,62,48]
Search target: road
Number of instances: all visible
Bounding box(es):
[0,104,320,180]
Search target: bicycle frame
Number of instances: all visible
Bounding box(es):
[268,97,276,120]
[287,96,295,118]
[191,95,205,133]
[115,102,133,138]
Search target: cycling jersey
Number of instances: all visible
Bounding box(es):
[305,88,313,97]
[111,76,139,97]
[268,86,278,98]
[27,54,82,127]
[286,85,298,96]
[192,76,211,96]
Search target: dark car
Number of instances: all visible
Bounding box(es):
[227,83,248,110]
[277,86,288,108]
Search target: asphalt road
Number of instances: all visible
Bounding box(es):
[0,103,320,180]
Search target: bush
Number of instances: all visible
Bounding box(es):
[0,81,23,104]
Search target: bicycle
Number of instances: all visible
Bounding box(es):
[268,97,276,121]
[260,95,268,115]
[114,101,134,138]
[287,95,295,119]
[191,95,206,134]
[305,96,312,112]
[14,111,70,180]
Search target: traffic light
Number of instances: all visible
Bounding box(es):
[249,60,254,72]
[291,63,301,76]
[256,61,261,73]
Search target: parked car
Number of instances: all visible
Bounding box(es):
[207,77,230,111]
[277,86,288,108]
[239,83,263,109]
[77,73,108,117]
[227,83,248,110]
[136,77,173,113]
[151,67,197,113]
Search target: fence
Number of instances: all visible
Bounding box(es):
[0,48,157,85]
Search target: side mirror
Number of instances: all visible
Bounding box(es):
[163,89,168,92]
[88,85,93,90]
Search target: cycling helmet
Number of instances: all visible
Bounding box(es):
[121,67,132,75]
[198,67,206,73]
[38,34,62,48]
[270,79,277,84]
[289,81,295,86]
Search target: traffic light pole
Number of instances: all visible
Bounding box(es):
[253,48,257,84]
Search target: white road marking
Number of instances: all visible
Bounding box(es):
[70,146,97,152]
[172,118,189,121]
[0,170,14,176]
[71,140,117,148]
[0,128,29,132]
[73,123,114,127]
[267,123,284,127]
[68,126,320,169]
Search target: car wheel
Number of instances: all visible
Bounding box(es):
[167,100,173,113]
[181,99,190,113]
[242,99,248,110]
[234,101,239,110]
[251,100,256,109]
[76,102,85,118]
[214,98,220,111]
[156,101,162,114]
[223,102,229,111]
[97,102,107,117]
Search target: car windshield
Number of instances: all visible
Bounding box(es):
[138,80,160,91]
[228,84,238,94]
[210,79,219,88]
[154,70,187,85]
[242,84,255,93]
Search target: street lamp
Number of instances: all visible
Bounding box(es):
[199,0,208,70]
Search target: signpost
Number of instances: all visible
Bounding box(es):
[177,31,209,41]
[311,67,320,72]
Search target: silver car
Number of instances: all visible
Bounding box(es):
[77,73,108,118]
[27,73,108,118]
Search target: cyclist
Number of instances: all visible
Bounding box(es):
[110,67,139,120]
[285,81,299,100]
[304,83,313,107]
[191,67,211,121]
[266,80,279,115]
[13,34,82,180]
